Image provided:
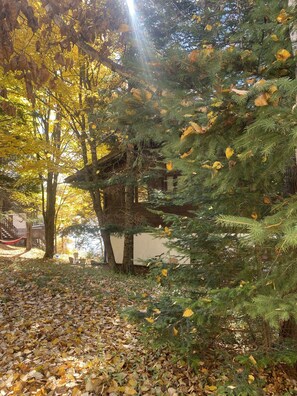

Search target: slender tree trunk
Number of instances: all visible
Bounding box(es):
[42,107,61,259]
[90,190,117,270]
[43,171,58,258]
[25,221,32,252]
[122,144,135,274]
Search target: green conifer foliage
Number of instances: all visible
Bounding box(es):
[127,0,297,377]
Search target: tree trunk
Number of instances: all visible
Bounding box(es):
[43,171,58,258]
[91,192,117,270]
[122,145,135,274]
[25,221,32,252]
[41,108,61,259]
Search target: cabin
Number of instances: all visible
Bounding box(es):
[65,147,192,265]
[0,196,45,247]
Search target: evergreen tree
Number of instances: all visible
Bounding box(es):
[125,0,297,382]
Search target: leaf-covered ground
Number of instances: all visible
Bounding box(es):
[0,255,202,396]
[0,250,296,395]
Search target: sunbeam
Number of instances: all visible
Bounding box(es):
[126,0,136,17]
[125,0,154,82]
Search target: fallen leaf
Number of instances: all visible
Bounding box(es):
[124,386,137,395]
[205,385,217,391]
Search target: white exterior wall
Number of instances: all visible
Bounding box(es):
[12,214,26,229]
[111,233,190,265]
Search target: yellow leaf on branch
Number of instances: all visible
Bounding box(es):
[189,121,204,133]
[249,355,257,366]
[225,147,234,160]
[248,374,255,384]
[164,226,171,236]
[188,49,200,63]
[202,164,212,169]
[270,34,279,41]
[145,317,155,324]
[173,327,178,336]
[254,93,269,107]
[161,269,168,277]
[180,148,193,159]
[192,15,201,22]
[181,123,204,140]
[269,85,278,94]
[276,9,289,23]
[166,161,173,171]
[212,161,223,170]
[181,126,194,140]
[183,308,194,318]
[275,49,291,62]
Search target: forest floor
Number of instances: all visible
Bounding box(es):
[0,246,296,395]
